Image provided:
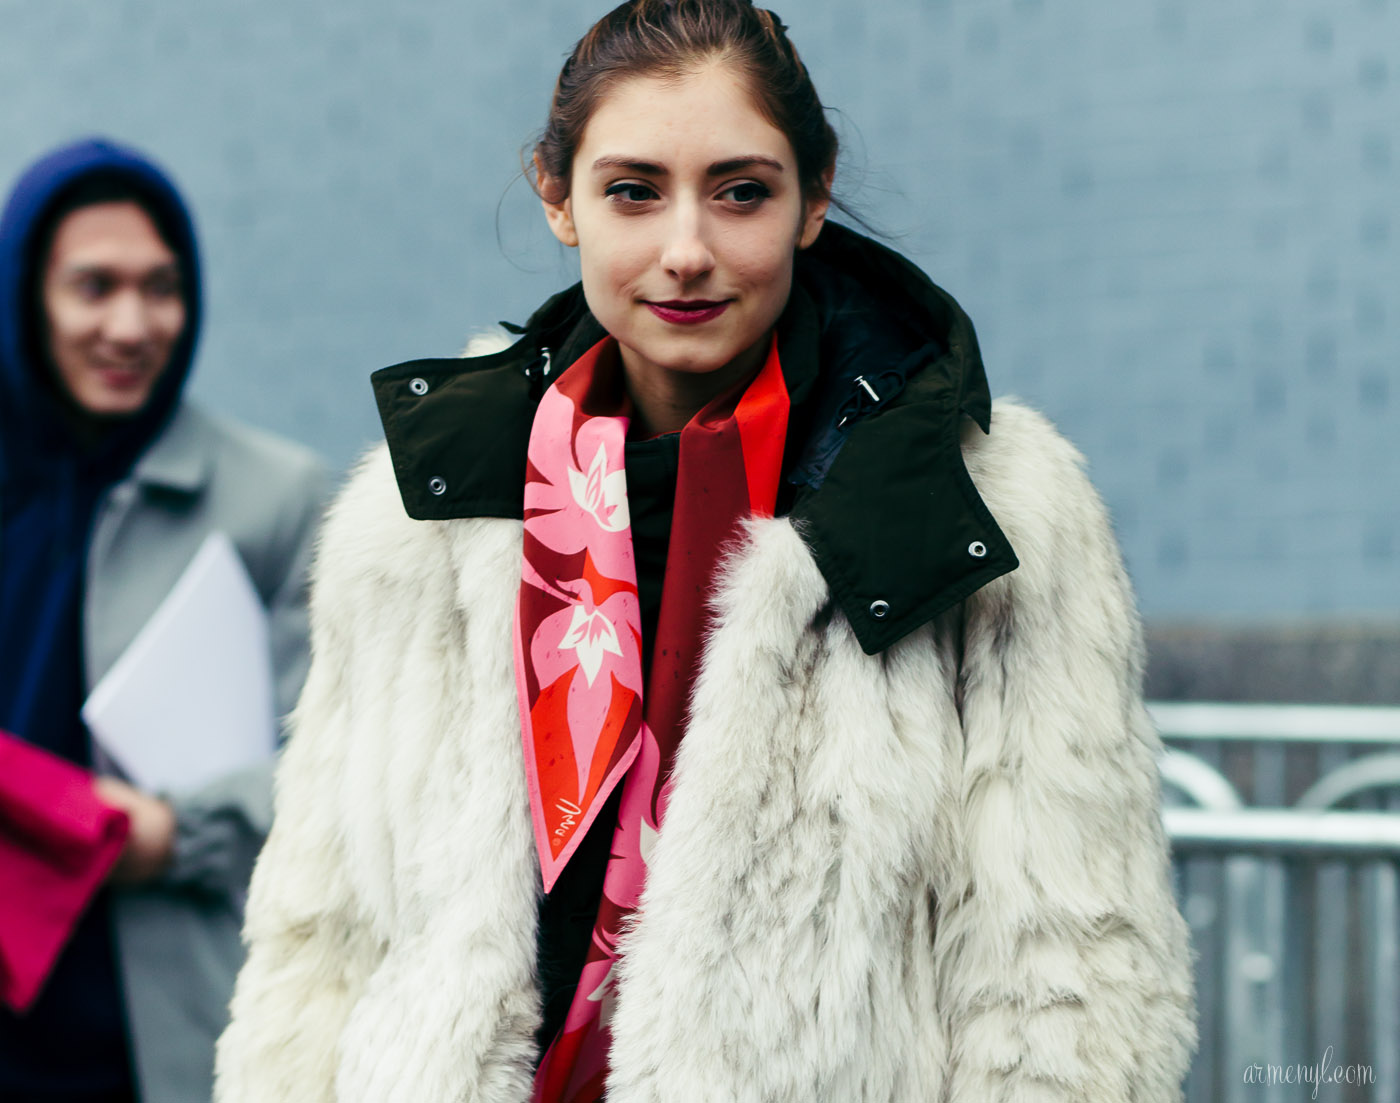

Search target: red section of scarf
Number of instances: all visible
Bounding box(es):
[518,336,789,1102]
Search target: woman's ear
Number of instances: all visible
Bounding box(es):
[536,160,579,248]
[797,168,835,250]
[542,192,579,248]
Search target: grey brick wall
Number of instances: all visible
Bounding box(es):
[2,0,1396,622]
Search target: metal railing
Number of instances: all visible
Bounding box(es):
[1151,702,1400,1102]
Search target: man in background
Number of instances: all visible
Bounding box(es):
[0,138,327,1103]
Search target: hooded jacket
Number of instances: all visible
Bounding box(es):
[0,138,203,768]
[217,224,1195,1101]
[0,139,327,1103]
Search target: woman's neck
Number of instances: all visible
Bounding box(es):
[619,336,768,438]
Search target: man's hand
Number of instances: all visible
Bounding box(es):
[93,776,176,885]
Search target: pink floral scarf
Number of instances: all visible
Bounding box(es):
[514,335,789,1102]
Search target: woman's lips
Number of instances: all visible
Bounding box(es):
[644,300,729,325]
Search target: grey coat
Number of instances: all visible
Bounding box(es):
[84,401,327,1103]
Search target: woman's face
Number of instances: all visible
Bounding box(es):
[542,62,829,393]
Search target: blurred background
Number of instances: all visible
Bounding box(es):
[5,1,1399,1096]
[3,0,1395,640]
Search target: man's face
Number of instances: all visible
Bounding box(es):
[42,200,185,417]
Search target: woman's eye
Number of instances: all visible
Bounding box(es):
[721,181,771,207]
[604,182,658,204]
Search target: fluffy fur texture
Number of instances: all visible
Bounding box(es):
[215,401,1194,1102]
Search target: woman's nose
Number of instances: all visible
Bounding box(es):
[659,207,716,284]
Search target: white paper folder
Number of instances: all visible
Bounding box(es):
[82,531,277,794]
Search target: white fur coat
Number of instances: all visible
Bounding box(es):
[215,400,1195,1102]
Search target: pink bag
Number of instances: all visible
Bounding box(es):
[0,730,128,1012]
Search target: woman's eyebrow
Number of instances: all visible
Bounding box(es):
[706,156,784,176]
[591,156,666,175]
[589,155,786,176]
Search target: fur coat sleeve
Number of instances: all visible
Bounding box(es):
[941,403,1195,1098]
[215,401,1194,1103]
[213,452,541,1103]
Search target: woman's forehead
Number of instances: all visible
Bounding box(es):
[577,64,796,173]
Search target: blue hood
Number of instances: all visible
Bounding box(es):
[0,137,203,468]
[0,137,203,750]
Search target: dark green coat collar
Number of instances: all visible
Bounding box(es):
[372,223,1017,654]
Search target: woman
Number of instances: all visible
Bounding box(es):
[216,2,1195,1100]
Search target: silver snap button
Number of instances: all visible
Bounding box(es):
[428,476,447,496]
[869,599,890,619]
[968,540,988,559]
[409,377,429,396]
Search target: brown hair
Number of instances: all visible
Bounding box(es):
[532,0,838,204]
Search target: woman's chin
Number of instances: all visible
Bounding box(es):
[616,331,770,384]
